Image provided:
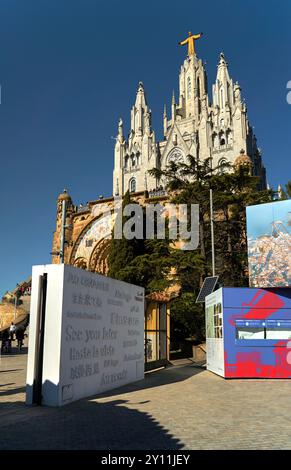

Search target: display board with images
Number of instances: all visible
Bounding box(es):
[246,200,291,288]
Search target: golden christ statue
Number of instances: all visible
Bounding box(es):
[179,31,203,56]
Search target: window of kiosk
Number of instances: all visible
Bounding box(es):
[206,302,223,339]
[266,320,291,340]
[236,320,265,340]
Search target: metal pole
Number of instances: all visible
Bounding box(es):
[60,199,66,264]
[210,188,215,276]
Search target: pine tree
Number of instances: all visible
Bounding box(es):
[149,156,273,342]
[108,191,145,280]
[108,192,172,291]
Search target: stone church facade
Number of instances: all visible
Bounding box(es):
[113,52,266,196]
[52,45,267,272]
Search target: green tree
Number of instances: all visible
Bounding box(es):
[108,191,145,279]
[108,192,172,293]
[150,157,273,342]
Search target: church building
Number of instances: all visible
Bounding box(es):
[51,33,268,369]
[113,33,266,197]
[52,32,267,274]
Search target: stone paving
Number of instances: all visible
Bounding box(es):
[1,349,291,450]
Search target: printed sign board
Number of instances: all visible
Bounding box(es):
[246,200,291,288]
[26,264,144,406]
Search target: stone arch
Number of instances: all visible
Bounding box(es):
[89,238,111,275]
[218,157,228,174]
[129,177,136,193]
[73,257,87,270]
[167,147,185,165]
[219,130,226,146]
[69,211,114,266]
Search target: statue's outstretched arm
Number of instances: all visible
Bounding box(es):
[179,38,189,46]
[193,32,203,39]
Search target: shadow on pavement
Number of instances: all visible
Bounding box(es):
[0,386,26,397]
[0,397,184,450]
[0,363,205,449]
[93,363,203,400]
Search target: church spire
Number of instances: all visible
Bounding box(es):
[130,81,151,136]
[216,52,231,82]
[212,52,234,110]
[163,104,168,136]
[117,117,124,142]
[171,90,176,121]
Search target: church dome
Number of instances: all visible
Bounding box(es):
[234,150,253,168]
[57,189,72,201]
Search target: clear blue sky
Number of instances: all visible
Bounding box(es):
[1,0,291,297]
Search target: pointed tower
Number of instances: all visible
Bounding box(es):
[210,53,249,170]
[176,53,208,122]
[113,82,158,196]
[159,34,209,169]
[52,189,75,265]
[113,34,267,194]
[113,118,126,196]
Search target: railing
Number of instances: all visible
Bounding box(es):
[212,145,233,154]
[76,205,89,213]
[148,189,168,198]
[124,166,141,174]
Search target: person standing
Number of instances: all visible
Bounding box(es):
[16,328,25,351]
[9,322,16,341]
[1,329,11,353]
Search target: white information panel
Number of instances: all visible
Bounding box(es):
[205,288,225,377]
[26,264,145,406]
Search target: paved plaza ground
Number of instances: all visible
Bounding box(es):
[0,347,291,450]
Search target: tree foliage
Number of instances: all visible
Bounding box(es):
[149,156,273,341]
[108,157,282,344]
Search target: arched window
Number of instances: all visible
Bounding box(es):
[187,77,191,98]
[197,77,201,98]
[218,158,228,175]
[219,131,226,146]
[136,152,140,166]
[124,155,129,168]
[226,129,233,146]
[129,178,136,193]
[220,87,224,107]
[213,133,219,149]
